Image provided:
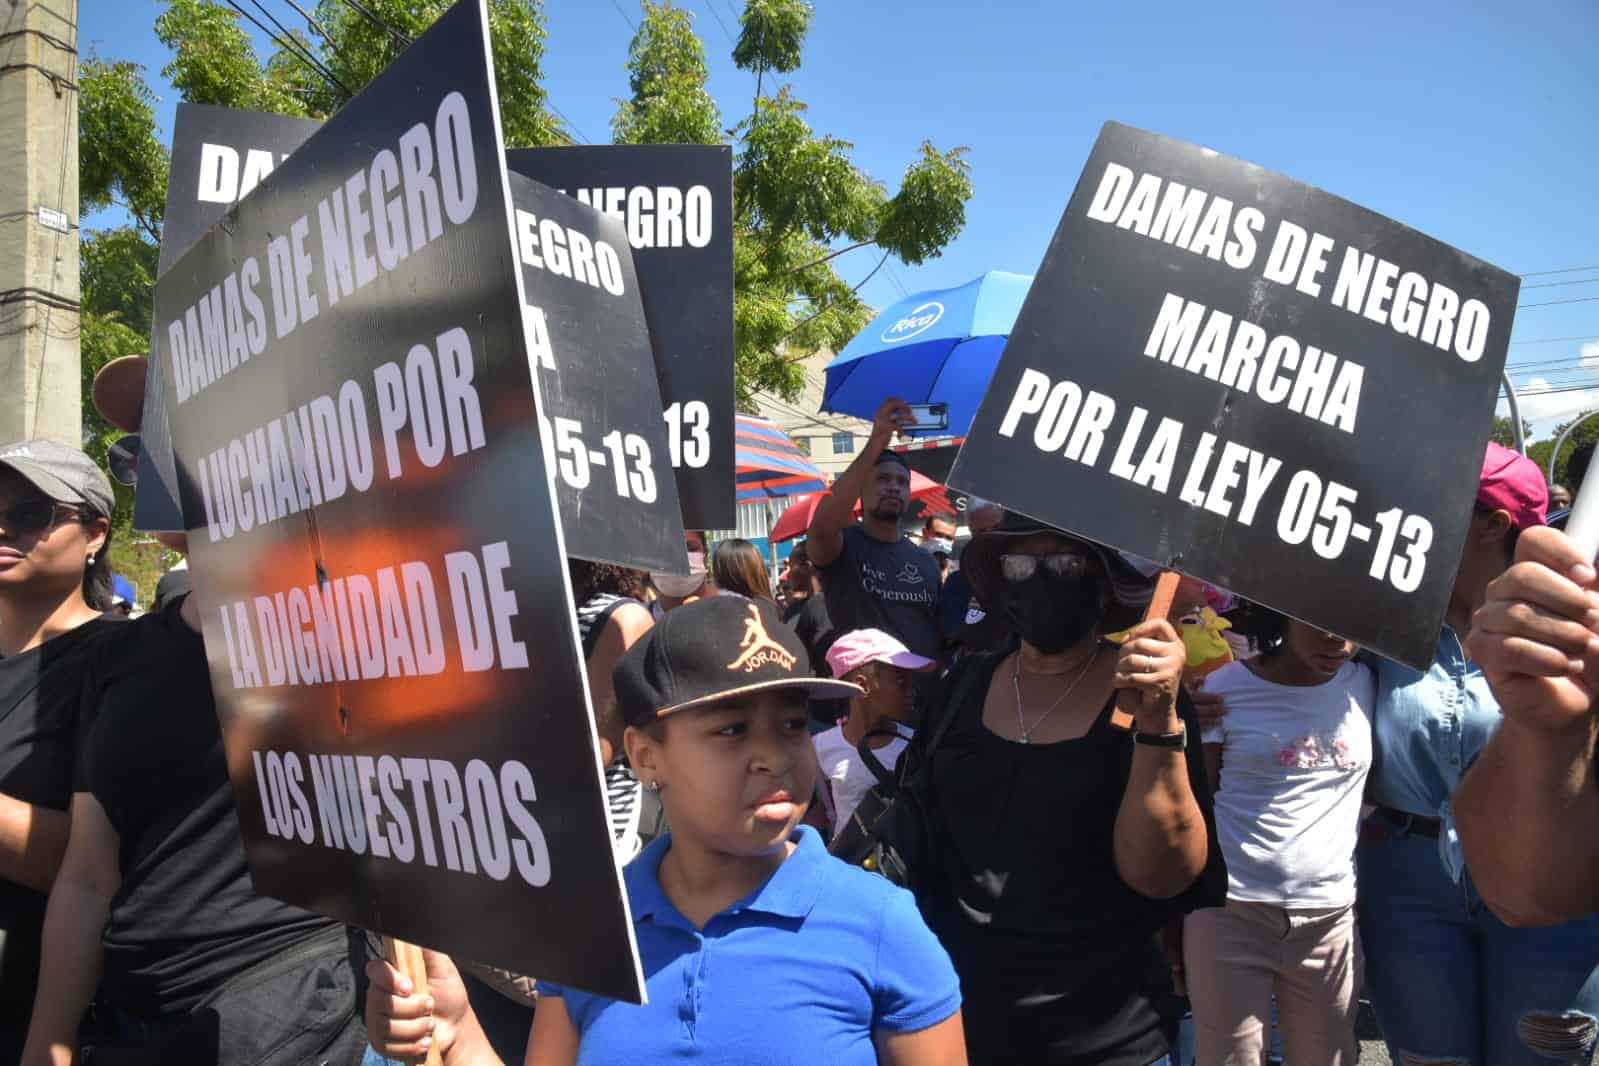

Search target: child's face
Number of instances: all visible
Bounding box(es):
[1282,620,1356,680]
[631,690,817,856]
[864,663,916,722]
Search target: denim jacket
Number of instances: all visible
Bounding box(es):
[1368,625,1501,882]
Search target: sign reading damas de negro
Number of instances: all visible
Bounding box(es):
[950,122,1519,670]
[135,105,322,533]
[150,0,642,1002]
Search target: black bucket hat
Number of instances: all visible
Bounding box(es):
[961,511,1153,630]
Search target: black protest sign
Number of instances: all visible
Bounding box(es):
[158,103,323,274]
[151,0,642,1001]
[506,145,735,530]
[135,105,321,532]
[509,171,686,571]
[950,122,1519,669]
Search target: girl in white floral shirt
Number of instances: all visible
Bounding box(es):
[1185,609,1374,1066]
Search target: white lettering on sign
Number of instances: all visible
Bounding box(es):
[194,325,485,543]
[1328,246,1490,363]
[253,748,552,887]
[984,364,1437,596]
[570,185,714,249]
[167,91,481,404]
[217,540,528,690]
[514,208,626,295]
[1143,293,1365,434]
[197,143,294,204]
[1085,162,1265,270]
[166,256,270,404]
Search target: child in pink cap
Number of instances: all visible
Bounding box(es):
[814,628,936,834]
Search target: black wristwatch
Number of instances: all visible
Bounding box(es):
[1132,721,1187,749]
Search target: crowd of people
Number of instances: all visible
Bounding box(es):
[3,382,1599,1065]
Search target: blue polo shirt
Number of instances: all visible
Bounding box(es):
[539,826,960,1064]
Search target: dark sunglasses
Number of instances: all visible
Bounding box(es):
[0,497,84,538]
[999,551,1090,582]
[108,434,141,487]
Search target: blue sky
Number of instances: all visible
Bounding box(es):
[82,0,1599,436]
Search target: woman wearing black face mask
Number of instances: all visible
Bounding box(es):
[909,513,1223,1066]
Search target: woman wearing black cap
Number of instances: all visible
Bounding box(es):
[912,513,1221,1065]
[19,358,369,1066]
[0,439,118,1056]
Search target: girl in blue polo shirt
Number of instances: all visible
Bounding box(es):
[366,595,966,1066]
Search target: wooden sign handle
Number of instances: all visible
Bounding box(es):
[1110,570,1184,731]
[385,937,445,1066]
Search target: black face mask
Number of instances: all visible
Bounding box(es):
[1002,570,1104,653]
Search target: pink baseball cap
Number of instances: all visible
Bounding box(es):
[826,628,936,679]
[1478,441,1547,531]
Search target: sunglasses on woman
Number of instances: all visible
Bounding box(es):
[0,497,84,538]
[999,551,1090,582]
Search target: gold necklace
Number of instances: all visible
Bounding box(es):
[1010,647,1100,744]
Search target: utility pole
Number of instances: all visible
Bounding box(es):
[0,0,79,444]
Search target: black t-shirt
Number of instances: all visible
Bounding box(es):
[918,653,1223,1066]
[0,617,120,1019]
[819,526,942,658]
[788,594,836,675]
[76,598,336,1016]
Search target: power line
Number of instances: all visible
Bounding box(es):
[1520,265,1599,278]
[221,0,349,96]
[703,0,735,43]
[609,0,636,31]
[246,0,334,85]
[1519,296,1599,310]
[335,0,411,49]
[1523,276,1599,290]
[1510,334,1599,348]
[548,103,591,145]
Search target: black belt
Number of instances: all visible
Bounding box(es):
[1373,805,1441,838]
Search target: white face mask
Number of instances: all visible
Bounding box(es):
[928,537,955,555]
[650,551,707,599]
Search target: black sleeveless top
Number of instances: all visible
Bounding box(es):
[919,652,1223,1066]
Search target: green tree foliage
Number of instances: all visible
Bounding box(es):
[299,0,563,147]
[613,0,974,405]
[78,58,169,241]
[1528,413,1599,489]
[155,0,311,114]
[1489,415,1530,450]
[612,2,721,145]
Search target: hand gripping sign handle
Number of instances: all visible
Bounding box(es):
[1110,571,1184,732]
[1564,464,1599,563]
[385,937,445,1066]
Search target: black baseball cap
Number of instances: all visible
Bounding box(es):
[613,595,862,727]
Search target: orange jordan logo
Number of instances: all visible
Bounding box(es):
[726,603,796,673]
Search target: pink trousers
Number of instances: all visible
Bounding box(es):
[1184,899,1362,1066]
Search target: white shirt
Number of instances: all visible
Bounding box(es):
[1202,659,1375,908]
[812,726,906,833]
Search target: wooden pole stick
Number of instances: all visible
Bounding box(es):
[384,937,445,1066]
[1110,570,1184,731]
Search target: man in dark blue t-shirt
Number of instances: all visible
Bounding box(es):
[807,398,941,662]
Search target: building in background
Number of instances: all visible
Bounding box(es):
[755,347,871,481]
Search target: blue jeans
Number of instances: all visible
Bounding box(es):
[1357,824,1599,1065]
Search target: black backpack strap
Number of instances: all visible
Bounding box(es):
[854,725,912,792]
[882,654,994,796]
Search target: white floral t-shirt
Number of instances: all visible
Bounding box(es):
[1201,659,1375,908]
